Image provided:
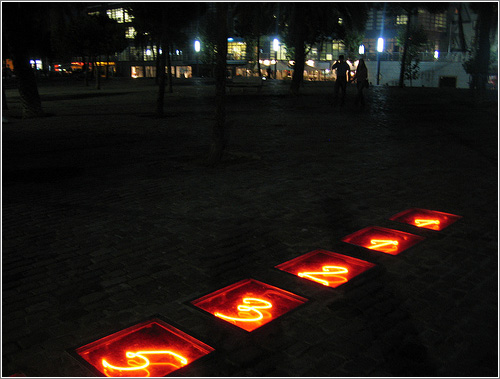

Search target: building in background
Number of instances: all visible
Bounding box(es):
[5,3,494,89]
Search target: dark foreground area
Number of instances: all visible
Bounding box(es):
[2,78,498,377]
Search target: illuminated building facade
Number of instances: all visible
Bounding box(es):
[10,3,490,88]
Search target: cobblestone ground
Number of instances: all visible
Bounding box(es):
[2,78,498,377]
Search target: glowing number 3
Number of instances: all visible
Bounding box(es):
[214,298,272,322]
[102,350,188,372]
[298,266,348,286]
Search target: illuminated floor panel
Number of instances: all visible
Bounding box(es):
[389,208,462,230]
[75,318,214,377]
[341,226,425,255]
[276,250,376,288]
[191,279,308,332]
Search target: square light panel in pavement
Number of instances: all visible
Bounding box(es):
[275,249,376,288]
[389,208,462,230]
[341,226,425,255]
[191,279,308,332]
[75,318,214,377]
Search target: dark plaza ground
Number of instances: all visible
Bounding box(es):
[2,77,498,377]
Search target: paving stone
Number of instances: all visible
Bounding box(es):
[2,81,497,376]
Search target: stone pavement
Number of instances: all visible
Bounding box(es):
[2,78,498,377]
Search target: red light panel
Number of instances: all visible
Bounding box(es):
[275,250,376,288]
[75,319,214,377]
[341,226,425,255]
[389,208,462,231]
[191,279,308,332]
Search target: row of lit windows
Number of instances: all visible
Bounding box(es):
[106,8,133,23]
[366,10,447,31]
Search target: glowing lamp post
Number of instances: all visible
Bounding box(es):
[273,38,279,79]
[376,37,384,85]
[194,39,201,77]
[359,44,365,56]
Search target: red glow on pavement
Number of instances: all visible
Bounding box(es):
[390,208,462,230]
[276,250,376,287]
[75,319,214,377]
[341,226,425,255]
[191,279,308,332]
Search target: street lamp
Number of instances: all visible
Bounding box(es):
[272,38,279,79]
[194,39,200,77]
[358,44,365,56]
[376,37,384,85]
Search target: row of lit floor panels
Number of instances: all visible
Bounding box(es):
[73,208,461,377]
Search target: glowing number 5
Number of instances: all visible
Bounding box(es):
[102,350,188,372]
[214,298,272,322]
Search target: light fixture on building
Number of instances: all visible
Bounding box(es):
[377,38,384,53]
[273,38,280,52]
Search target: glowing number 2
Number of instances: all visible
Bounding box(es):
[414,219,440,227]
[214,298,272,322]
[368,239,398,250]
[298,266,348,286]
[102,350,188,372]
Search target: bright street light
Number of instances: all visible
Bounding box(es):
[377,37,384,53]
[273,38,280,52]
[194,40,201,52]
[358,45,365,55]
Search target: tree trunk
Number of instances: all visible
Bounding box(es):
[155,46,161,84]
[256,35,261,77]
[166,43,173,93]
[3,86,9,110]
[476,4,493,92]
[399,10,412,88]
[290,4,306,95]
[95,59,101,90]
[156,43,167,117]
[457,4,467,52]
[207,2,228,167]
[12,53,44,118]
[84,56,90,86]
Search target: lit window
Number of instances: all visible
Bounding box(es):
[125,26,136,39]
[396,14,408,25]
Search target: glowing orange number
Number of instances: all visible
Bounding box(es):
[298,266,349,286]
[414,219,440,228]
[214,298,272,322]
[368,239,398,250]
[101,350,188,373]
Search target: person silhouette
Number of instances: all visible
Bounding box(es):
[331,55,351,107]
[353,58,369,108]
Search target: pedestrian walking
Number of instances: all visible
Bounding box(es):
[353,58,369,108]
[331,55,351,107]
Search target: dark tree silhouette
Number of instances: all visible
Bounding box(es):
[130,3,203,116]
[233,3,277,77]
[3,3,45,118]
[207,3,228,167]
[468,3,498,91]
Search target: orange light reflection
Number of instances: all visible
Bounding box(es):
[298,265,348,286]
[214,297,272,322]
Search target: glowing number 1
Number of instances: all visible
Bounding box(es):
[214,298,272,322]
[414,219,440,227]
[298,266,348,286]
